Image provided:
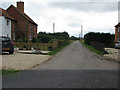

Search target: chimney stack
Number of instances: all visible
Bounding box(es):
[17,1,24,12]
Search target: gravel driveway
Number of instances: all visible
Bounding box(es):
[1,51,51,70]
[104,48,120,61]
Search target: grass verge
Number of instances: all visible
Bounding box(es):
[2,69,20,75]
[48,42,72,55]
[80,41,104,55]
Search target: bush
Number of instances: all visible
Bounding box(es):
[49,39,58,43]
[84,32,115,46]
[70,36,79,40]
[32,38,37,43]
[17,38,28,42]
[37,31,69,43]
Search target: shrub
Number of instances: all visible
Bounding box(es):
[37,31,69,43]
[32,38,37,43]
[84,32,115,46]
[49,39,58,43]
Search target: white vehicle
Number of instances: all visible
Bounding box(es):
[115,41,120,49]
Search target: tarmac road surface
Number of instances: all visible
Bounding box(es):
[2,41,119,88]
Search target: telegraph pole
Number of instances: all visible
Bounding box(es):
[81,25,83,40]
[53,23,55,33]
[79,33,80,41]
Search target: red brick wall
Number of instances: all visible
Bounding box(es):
[11,20,17,42]
[115,26,120,42]
[115,27,117,42]
[33,24,37,39]
[28,22,37,41]
[35,25,37,39]
[7,6,28,41]
[7,6,37,42]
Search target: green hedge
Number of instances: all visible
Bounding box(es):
[84,32,115,45]
[37,32,69,43]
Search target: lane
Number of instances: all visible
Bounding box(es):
[2,41,118,88]
[34,41,118,70]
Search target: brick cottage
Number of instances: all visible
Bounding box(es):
[6,1,38,42]
[115,22,120,42]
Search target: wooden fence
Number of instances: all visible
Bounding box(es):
[14,42,54,50]
[14,40,68,50]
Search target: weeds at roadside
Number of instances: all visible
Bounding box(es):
[80,41,104,55]
[48,42,72,55]
[2,69,20,76]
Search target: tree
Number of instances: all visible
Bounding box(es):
[37,31,70,43]
[84,32,115,45]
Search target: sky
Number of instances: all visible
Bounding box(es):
[0,0,119,37]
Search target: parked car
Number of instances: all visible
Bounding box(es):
[0,36,14,54]
[115,41,120,49]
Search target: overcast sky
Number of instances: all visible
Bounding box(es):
[0,0,119,37]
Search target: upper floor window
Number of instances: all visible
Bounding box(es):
[34,25,36,31]
[118,27,120,32]
[7,19,9,25]
[30,24,32,30]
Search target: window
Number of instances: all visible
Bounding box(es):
[30,34,32,40]
[13,24,15,30]
[13,33,15,40]
[33,33,34,38]
[33,32,36,38]
[117,35,120,41]
[7,19,9,25]
[34,25,36,31]
[35,26,37,31]
[118,27,120,32]
[30,24,32,30]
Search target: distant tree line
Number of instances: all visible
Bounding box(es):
[70,36,79,40]
[84,32,115,45]
[36,31,70,43]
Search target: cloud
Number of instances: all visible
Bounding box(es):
[0,2,15,9]
[48,2,118,13]
[0,0,118,37]
[68,22,81,27]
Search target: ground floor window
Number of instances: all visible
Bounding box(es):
[117,35,120,41]
[30,34,32,40]
[13,33,15,40]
